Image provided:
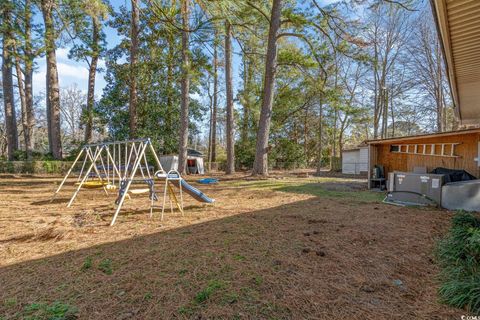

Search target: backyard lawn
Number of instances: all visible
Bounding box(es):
[0,172,461,319]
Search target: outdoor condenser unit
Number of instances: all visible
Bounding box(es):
[386,172,445,206]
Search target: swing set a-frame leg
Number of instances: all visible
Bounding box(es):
[110,142,148,226]
[67,147,104,208]
[111,179,132,226]
[51,148,85,202]
[161,179,168,221]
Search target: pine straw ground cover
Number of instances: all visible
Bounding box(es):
[0,172,462,319]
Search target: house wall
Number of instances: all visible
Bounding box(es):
[370,133,480,178]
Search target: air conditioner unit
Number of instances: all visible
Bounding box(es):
[386,172,445,206]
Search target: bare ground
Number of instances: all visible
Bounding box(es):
[0,172,461,319]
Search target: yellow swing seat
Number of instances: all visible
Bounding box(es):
[75,180,116,190]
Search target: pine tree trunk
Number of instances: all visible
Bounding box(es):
[14,55,28,157]
[211,30,218,163]
[2,5,18,160]
[84,17,100,143]
[316,97,323,175]
[383,88,388,138]
[303,104,309,160]
[207,97,213,171]
[330,108,337,171]
[84,18,100,143]
[165,12,175,153]
[241,49,250,143]
[24,62,35,154]
[178,0,190,175]
[129,0,139,138]
[225,21,235,174]
[373,49,380,139]
[338,119,346,166]
[41,0,62,159]
[252,0,282,176]
[390,94,395,137]
[24,0,35,156]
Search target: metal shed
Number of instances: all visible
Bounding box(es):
[159,149,205,175]
[342,147,368,175]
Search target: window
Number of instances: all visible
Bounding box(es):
[390,145,399,152]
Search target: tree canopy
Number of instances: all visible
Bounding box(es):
[0,0,458,174]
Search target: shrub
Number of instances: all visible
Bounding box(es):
[270,138,306,170]
[42,161,60,174]
[436,212,480,314]
[235,140,256,170]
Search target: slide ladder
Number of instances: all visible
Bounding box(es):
[154,170,215,220]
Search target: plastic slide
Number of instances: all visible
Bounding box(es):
[169,179,215,203]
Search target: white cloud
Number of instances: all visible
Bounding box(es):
[98,58,106,70]
[32,59,107,97]
[56,47,71,61]
[32,63,47,95]
[57,62,89,80]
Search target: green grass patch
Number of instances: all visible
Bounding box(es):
[80,257,93,271]
[143,292,153,301]
[178,305,194,316]
[276,183,383,203]
[221,292,239,305]
[22,301,78,320]
[233,254,246,261]
[98,258,113,275]
[436,212,480,314]
[253,275,263,286]
[3,297,16,308]
[228,178,383,203]
[194,280,225,304]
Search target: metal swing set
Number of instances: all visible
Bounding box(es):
[51,138,185,226]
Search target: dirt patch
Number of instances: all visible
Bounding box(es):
[0,173,462,319]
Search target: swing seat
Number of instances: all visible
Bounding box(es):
[106,184,117,190]
[75,180,108,189]
[128,188,150,195]
[75,181,117,190]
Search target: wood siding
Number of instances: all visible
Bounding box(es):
[370,132,480,177]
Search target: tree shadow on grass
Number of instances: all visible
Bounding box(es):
[31,198,70,206]
[232,180,384,204]
[276,183,385,203]
[0,180,58,187]
[0,197,457,319]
